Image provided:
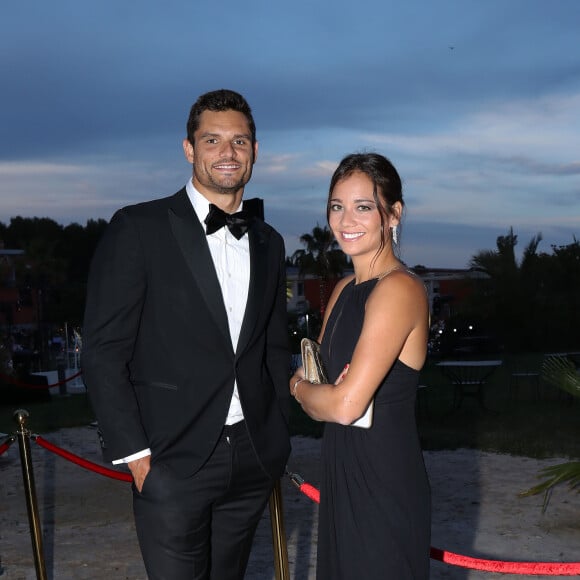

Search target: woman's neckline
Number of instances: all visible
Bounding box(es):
[353,265,405,286]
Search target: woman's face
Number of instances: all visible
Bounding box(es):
[328,171,388,259]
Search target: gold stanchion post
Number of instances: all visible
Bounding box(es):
[14,409,47,580]
[269,478,290,580]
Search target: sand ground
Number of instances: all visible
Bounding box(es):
[1,426,579,579]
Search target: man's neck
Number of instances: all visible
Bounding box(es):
[192,179,244,214]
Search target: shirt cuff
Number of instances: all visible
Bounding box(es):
[112,448,151,465]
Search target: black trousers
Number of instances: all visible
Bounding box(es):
[133,422,273,580]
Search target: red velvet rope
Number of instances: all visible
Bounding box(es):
[300,482,320,503]
[33,435,133,482]
[291,475,580,575]
[17,434,580,574]
[429,547,580,575]
[0,437,15,455]
[0,370,83,389]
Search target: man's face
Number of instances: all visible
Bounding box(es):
[183,109,258,201]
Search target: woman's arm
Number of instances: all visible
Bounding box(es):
[291,271,429,425]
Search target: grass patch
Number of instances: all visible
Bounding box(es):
[289,352,580,460]
[417,400,579,458]
[416,354,580,459]
[2,352,578,461]
[0,393,95,435]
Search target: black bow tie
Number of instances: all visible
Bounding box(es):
[204,204,252,240]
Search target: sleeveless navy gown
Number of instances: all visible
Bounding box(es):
[317,278,431,579]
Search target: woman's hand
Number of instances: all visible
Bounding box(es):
[334,363,349,385]
[290,368,306,402]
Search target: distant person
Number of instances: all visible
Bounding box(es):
[290,152,431,579]
[82,89,291,580]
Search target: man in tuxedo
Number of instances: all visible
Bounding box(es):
[81,89,291,579]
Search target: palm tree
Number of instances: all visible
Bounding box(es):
[519,355,580,511]
[291,224,348,316]
[466,227,543,351]
[467,231,580,352]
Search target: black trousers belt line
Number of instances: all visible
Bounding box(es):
[221,420,247,438]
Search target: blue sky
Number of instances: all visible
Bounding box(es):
[1,0,579,268]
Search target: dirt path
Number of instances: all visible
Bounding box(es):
[1,427,578,579]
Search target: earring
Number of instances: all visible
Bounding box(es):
[391,225,398,245]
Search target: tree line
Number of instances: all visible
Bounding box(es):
[0,217,108,328]
[1,217,578,354]
[462,228,579,352]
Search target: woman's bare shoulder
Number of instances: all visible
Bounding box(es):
[377,268,425,291]
[370,269,427,309]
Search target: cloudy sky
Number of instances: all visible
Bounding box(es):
[1,0,579,268]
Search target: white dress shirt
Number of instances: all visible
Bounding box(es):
[186,179,249,424]
[113,180,250,464]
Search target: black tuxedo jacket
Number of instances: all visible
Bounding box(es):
[81,188,291,478]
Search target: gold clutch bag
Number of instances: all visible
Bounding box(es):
[300,338,328,384]
[300,338,373,428]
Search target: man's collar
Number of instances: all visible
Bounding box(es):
[185,179,243,222]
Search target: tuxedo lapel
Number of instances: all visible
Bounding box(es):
[167,190,233,352]
[236,219,270,356]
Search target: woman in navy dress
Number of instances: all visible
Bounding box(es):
[290,153,431,579]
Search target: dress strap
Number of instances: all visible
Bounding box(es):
[376,266,405,280]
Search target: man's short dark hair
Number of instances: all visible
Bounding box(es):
[186,89,256,146]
